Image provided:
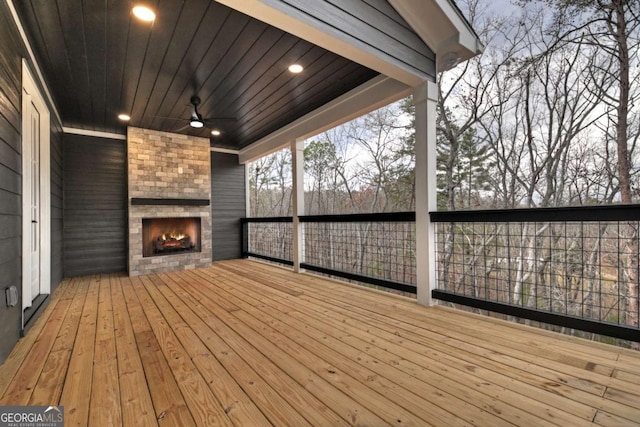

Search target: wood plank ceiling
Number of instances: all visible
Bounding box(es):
[13,0,379,150]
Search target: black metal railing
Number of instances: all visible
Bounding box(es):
[241,212,417,294]
[241,216,294,266]
[242,205,640,342]
[431,205,640,342]
[300,213,416,294]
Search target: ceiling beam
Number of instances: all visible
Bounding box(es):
[238,75,411,163]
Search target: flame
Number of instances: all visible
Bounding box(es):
[162,232,186,241]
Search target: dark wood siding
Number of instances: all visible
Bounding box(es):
[211,152,246,261]
[0,1,24,364]
[63,134,127,276]
[271,0,435,79]
[0,0,67,363]
[50,121,63,288]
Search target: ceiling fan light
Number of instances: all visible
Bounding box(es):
[190,119,204,128]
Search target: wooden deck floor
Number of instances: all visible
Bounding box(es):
[1,260,639,426]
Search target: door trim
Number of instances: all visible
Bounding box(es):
[21,59,51,315]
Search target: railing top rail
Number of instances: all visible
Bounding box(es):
[242,212,416,223]
[430,204,640,223]
[241,216,293,223]
[300,212,415,223]
[242,205,640,224]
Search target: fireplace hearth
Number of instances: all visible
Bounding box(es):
[142,217,201,257]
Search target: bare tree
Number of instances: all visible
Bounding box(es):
[523,0,640,331]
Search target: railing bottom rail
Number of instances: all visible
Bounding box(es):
[300,263,416,294]
[243,251,294,266]
[432,290,640,343]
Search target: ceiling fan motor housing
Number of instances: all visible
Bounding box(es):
[190,96,204,127]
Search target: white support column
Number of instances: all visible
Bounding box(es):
[414,81,438,306]
[243,160,251,257]
[245,160,251,217]
[291,139,305,272]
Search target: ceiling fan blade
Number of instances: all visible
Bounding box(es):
[203,117,236,123]
[149,116,187,122]
[151,116,184,120]
[174,123,191,133]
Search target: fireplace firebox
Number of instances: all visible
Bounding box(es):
[142,217,202,257]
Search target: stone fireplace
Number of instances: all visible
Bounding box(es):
[127,127,212,276]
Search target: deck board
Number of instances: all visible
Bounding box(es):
[204,264,593,426]
[192,267,521,426]
[1,259,639,426]
[121,275,197,427]
[111,275,157,427]
[0,291,73,406]
[229,261,638,396]
[162,271,354,427]
[29,276,87,406]
[131,276,235,427]
[89,274,122,426]
[143,274,273,427]
[60,275,99,426]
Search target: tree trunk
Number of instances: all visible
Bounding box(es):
[612,0,639,337]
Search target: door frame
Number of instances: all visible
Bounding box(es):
[21,59,51,313]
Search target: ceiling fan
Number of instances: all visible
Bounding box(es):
[154,96,235,133]
[187,95,236,129]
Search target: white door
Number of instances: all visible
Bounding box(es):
[28,100,41,298]
[22,60,51,312]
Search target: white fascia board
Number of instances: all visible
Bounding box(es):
[210,147,240,155]
[63,127,126,140]
[215,0,427,87]
[389,0,482,72]
[238,75,411,164]
[435,0,481,51]
[7,0,63,126]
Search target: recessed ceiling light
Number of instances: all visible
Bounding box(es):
[118,113,130,121]
[211,129,221,136]
[132,5,156,22]
[288,64,303,74]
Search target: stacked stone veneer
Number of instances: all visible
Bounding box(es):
[128,127,212,276]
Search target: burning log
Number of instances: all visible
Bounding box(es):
[154,233,192,253]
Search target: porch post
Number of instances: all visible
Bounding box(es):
[245,159,251,217]
[291,139,305,272]
[414,81,438,306]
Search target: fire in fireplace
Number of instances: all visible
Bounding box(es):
[142,217,202,257]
